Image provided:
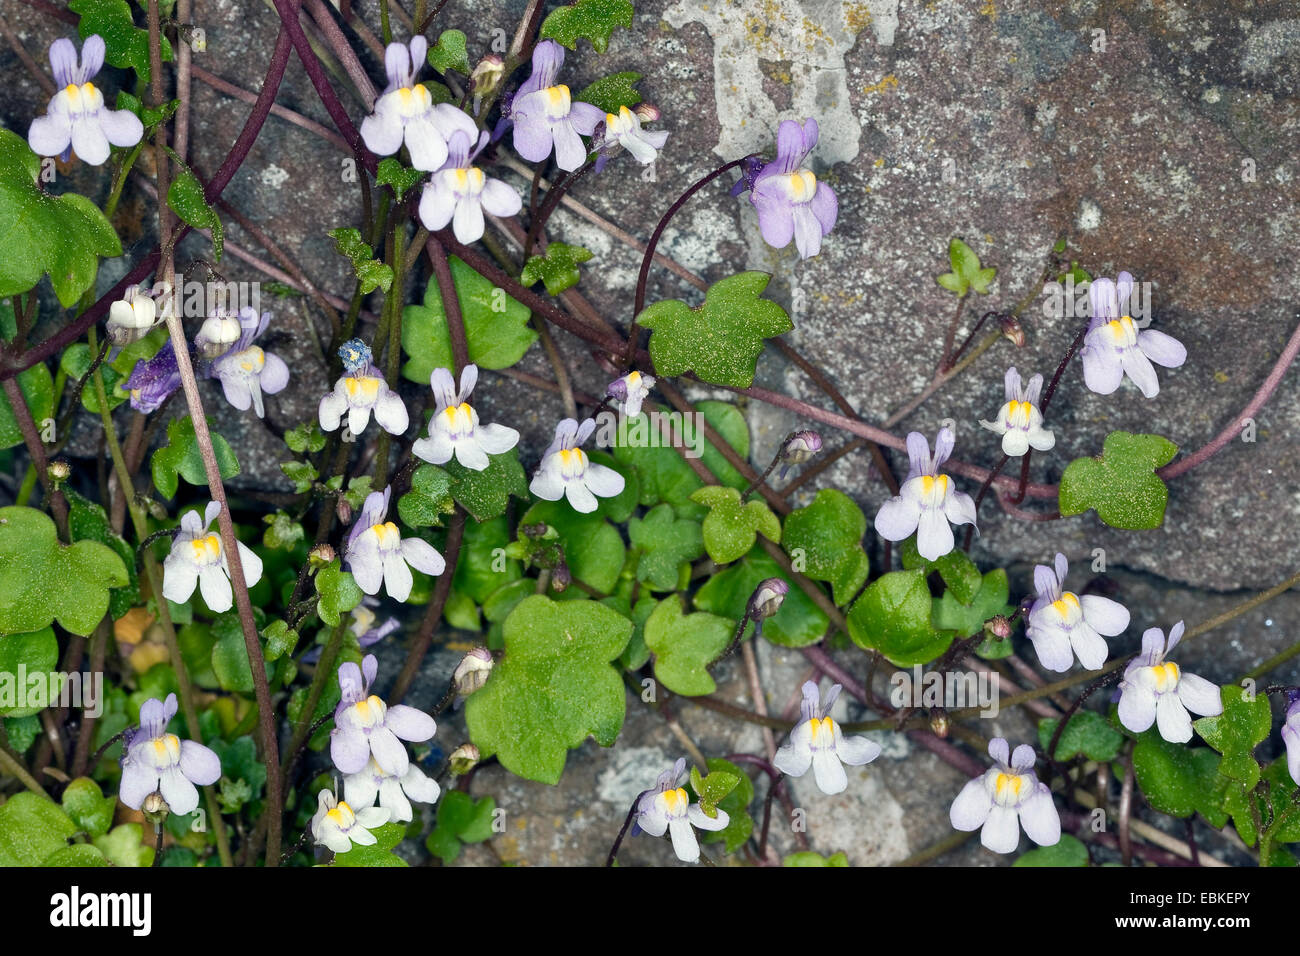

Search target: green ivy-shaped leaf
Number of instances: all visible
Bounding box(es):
[151,415,241,499]
[0,627,57,716]
[847,569,955,667]
[1058,431,1178,530]
[689,763,740,819]
[932,569,1011,639]
[781,489,869,605]
[315,560,363,627]
[93,822,153,867]
[627,503,704,591]
[1131,734,1227,825]
[638,272,793,388]
[936,237,996,296]
[425,791,496,864]
[899,539,982,604]
[329,227,393,294]
[520,242,593,296]
[398,464,456,529]
[333,821,407,867]
[1194,685,1267,787]
[0,361,53,451]
[61,777,116,839]
[0,792,78,866]
[689,486,780,565]
[465,596,633,784]
[0,129,122,305]
[539,0,635,53]
[0,508,128,636]
[784,850,849,866]
[576,71,642,114]
[1037,711,1123,761]
[285,422,326,454]
[427,29,470,74]
[446,449,529,522]
[70,0,173,84]
[693,548,827,648]
[643,596,732,696]
[402,256,536,382]
[66,488,139,620]
[1014,834,1087,867]
[693,758,754,853]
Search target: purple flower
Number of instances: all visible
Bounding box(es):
[1024,553,1129,672]
[1283,692,1300,787]
[417,129,522,243]
[411,363,519,471]
[773,680,881,794]
[360,37,479,171]
[330,654,436,776]
[209,308,289,419]
[978,366,1055,457]
[738,119,838,259]
[319,362,409,439]
[1080,272,1186,398]
[596,105,668,166]
[118,694,220,816]
[508,40,603,172]
[528,418,624,513]
[28,35,143,166]
[344,488,446,602]
[606,369,654,417]
[162,500,264,613]
[949,737,1060,854]
[124,339,181,413]
[634,758,729,863]
[1117,622,1222,743]
[872,427,976,561]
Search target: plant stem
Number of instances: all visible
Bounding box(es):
[391,509,466,703]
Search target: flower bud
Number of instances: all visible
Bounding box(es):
[448,743,480,775]
[194,312,241,359]
[335,495,352,525]
[106,285,160,346]
[748,578,789,621]
[142,791,169,825]
[309,543,336,569]
[986,614,1012,640]
[47,460,71,485]
[453,647,493,699]
[929,709,950,739]
[999,315,1026,348]
[551,562,571,593]
[634,103,662,124]
[469,56,505,97]
[780,430,822,467]
[337,338,372,376]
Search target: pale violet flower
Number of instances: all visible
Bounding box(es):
[733,119,837,259]
[344,488,445,602]
[606,370,654,417]
[979,367,1055,457]
[162,501,264,613]
[28,35,143,166]
[124,339,181,413]
[508,40,603,171]
[634,758,728,864]
[412,364,519,471]
[344,757,441,824]
[873,427,976,561]
[950,737,1060,854]
[360,37,478,171]
[418,129,521,243]
[528,418,624,514]
[598,105,668,166]
[319,339,409,439]
[1025,553,1129,672]
[774,680,881,794]
[118,694,220,816]
[1117,622,1222,743]
[311,788,390,854]
[330,654,436,777]
[209,308,289,419]
[1081,272,1186,398]
[1283,692,1300,787]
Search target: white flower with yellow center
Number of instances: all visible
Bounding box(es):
[412,364,519,471]
[1081,272,1186,398]
[344,487,445,602]
[28,35,143,166]
[599,106,669,165]
[950,738,1060,854]
[209,308,290,418]
[635,758,729,863]
[529,417,624,514]
[606,370,655,417]
[417,130,522,243]
[162,501,264,613]
[360,37,478,171]
[1025,553,1129,672]
[319,363,410,439]
[873,427,977,561]
[979,366,1055,457]
[343,757,441,824]
[311,788,391,855]
[118,694,220,816]
[774,680,881,794]
[330,654,437,778]
[1117,622,1222,743]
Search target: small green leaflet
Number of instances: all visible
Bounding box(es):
[935,237,996,296]
[689,486,780,565]
[576,72,643,114]
[151,416,240,499]
[167,163,223,261]
[539,0,635,54]
[329,228,393,295]
[427,30,470,74]
[520,242,593,296]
